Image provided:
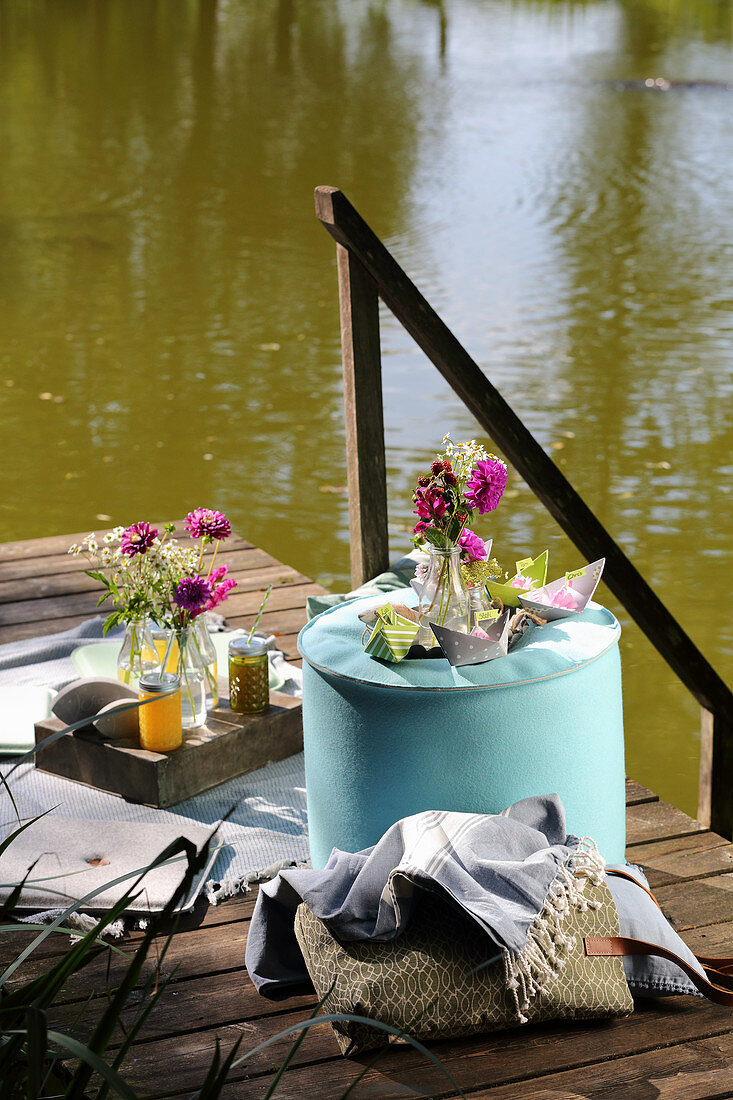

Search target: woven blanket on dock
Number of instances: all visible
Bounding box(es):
[0,619,310,900]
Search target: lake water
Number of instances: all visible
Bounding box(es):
[1,0,731,816]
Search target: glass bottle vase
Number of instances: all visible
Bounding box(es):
[174,625,207,729]
[416,545,470,646]
[117,618,160,691]
[193,616,218,710]
[468,584,495,634]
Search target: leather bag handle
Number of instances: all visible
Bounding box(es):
[584,935,733,1006]
[586,869,733,1005]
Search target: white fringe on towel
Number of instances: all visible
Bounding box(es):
[17,908,126,941]
[204,857,308,906]
[503,837,606,1024]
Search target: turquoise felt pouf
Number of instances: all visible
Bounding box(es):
[298,591,626,869]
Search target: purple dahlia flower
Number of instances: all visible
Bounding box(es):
[184,508,231,542]
[173,575,212,614]
[119,522,158,557]
[463,458,508,515]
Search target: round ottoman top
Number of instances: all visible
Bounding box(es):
[298,589,621,693]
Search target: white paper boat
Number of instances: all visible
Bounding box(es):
[430,610,511,667]
[518,558,605,622]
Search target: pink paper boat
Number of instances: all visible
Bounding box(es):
[518,558,605,622]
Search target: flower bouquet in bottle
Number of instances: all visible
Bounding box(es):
[410,435,507,647]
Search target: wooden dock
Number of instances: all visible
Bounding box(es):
[2,530,733,1097]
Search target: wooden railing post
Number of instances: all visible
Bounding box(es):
[316,183,733,837]
[698,707,733,837]
[336,242,389,588]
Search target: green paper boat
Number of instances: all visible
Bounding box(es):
[364,604,419,663]
[485,550,549,608]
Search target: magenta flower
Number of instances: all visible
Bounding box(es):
[173,575,212,614]
[203,565,238,612]
[184,508,232,542]
[413,487,449,522]
[413,520,429,535]
[463,458,508,515]
[119,522,158,557]
[459,528,488,562]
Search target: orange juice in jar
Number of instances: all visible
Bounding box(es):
[138,673,183,751]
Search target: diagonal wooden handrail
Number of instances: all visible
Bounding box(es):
[315,185,733,836]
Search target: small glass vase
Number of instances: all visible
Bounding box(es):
[174,625,207,729]
[468,584,495,633]
[417,545,470,646]
[193,616,218,710]
[117,618,160,691]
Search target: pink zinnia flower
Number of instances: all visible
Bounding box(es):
[511,574,534,590]
[173,575,212,614]
[184,508,232,542]
[459,528,488,562]
[204,565,238,611]
[463,458,508,515]
[119,522,158,557]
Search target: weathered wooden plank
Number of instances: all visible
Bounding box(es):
[638,838,733,890]
[3,911,250,990]
[625,778,659,806]
[0,889,258,982]
[0,529,254,561]
[684,921,733,958]
[468,1030,733,1099]
[314,186,732,725]
[0,558,307,602]
[50,963,318,1048]
[654,875,733,932]
[0,580,322,628]
[336,243,390,588]
[107,996,733,1099]
[625,801,706,848]
[0,554,303,598]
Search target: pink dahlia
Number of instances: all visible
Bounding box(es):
[184,508,232,542]
[204,565,238,612]
[173,574,212,614]
[119,522,158,557]
[459,528,488,562]
[463,458,508,515]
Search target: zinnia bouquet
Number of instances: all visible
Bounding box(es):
[70,510,238,715]
[412,434,507,564]
[411,436,507,643]
[70,509,237,636]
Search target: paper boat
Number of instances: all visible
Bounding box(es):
[485,550,549,608]
[518,558,605,622]
[364,604,419,663]
[430,610,511,667]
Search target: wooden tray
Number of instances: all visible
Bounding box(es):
[33,684,302,808]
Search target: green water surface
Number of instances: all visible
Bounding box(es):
[1,0,731,816]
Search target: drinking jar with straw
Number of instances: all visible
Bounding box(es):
[229,585,273,714]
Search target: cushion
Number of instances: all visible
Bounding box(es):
[607,864,705,997]
[299,590,626,865]
[1,816,221,914]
